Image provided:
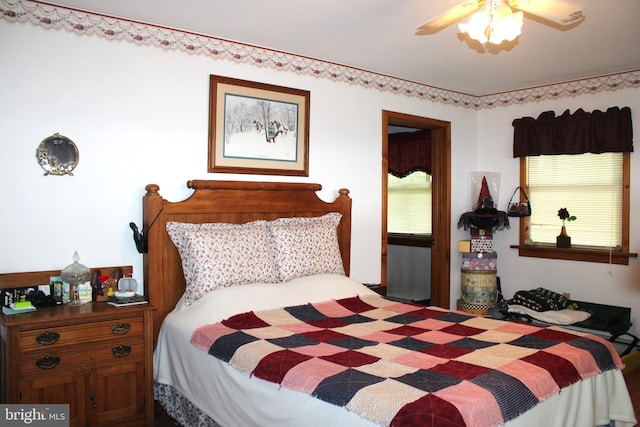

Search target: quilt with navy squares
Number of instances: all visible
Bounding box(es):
[191,293,623,426]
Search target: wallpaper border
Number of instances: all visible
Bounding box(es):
[2,0,639,110]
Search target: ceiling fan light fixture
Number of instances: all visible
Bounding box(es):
[458,3,523,45]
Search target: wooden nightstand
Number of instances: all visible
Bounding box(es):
[0,302,154,426]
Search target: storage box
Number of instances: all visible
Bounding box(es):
[457,298,497,316]
[458,240,471,253]
[471,236,493,253]
[460,270,498,305]
[462,252,497,271]
[470,227,492,237]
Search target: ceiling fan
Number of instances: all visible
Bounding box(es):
[416,0,585,44]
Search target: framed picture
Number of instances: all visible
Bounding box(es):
[208,75,310,176]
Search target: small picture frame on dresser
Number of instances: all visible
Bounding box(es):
[50,275,69,303]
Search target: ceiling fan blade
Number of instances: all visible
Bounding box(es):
[415,1,485,35]
[508,0,585,25]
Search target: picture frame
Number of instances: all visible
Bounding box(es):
[208,75,310,176]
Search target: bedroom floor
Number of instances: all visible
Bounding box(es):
[155,415,178,426]
[153,404,180,427]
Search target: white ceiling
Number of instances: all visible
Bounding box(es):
[46,0,640,96]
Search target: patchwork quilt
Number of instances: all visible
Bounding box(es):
[191,294,623,427]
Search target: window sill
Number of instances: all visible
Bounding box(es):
[510,244,637,265]
[388,233,433,248]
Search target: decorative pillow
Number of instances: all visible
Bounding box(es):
[267,212,345,282]
[166,220,278,305]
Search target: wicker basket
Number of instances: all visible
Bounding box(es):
[456,299,497,315]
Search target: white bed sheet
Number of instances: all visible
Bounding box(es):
[154,274,637,427]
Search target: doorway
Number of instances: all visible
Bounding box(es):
[381,111,451,308]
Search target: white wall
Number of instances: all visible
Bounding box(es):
[0,21,475,290]
[1,20,637,337]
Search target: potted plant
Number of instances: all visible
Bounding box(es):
[557,208,577,248]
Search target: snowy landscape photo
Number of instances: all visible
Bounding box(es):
[222,93,299,162]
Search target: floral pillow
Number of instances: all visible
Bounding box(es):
[267,212,345,282]
[167,221,232,253]
[166,220,278,305]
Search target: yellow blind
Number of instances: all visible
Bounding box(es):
[388,171,432,234]
[526,153,623,248]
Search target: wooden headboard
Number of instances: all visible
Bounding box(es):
[142,180,352,345]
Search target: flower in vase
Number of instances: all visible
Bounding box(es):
[557,208,577,226]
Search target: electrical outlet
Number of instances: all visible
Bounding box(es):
[563,292,571,299]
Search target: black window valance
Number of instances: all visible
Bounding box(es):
[512,106,633,157]
[388,129,431,178]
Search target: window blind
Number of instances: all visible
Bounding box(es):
[526,153,623,248]
[388,171,432,234]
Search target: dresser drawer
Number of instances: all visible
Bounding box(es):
[20,338,145,376]
[19,317,144,351]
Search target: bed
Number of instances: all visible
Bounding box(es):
[145,180,636,427]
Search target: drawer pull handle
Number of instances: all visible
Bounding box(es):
[35,331,60,345]
[111,322,131,335]
[112,345,132,357]
[36,355,60,370]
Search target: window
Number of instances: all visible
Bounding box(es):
[517,152,632,264]
[526,153,622,247]
[512,106,634,264]
[387,171,432,235]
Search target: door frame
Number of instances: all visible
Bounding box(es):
[381,110,451,308]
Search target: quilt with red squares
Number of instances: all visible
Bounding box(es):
[191,293,623,427]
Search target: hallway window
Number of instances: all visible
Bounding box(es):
[388,171,432,234]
